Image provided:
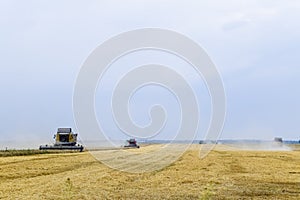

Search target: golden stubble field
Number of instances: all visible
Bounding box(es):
[0,144,300,200]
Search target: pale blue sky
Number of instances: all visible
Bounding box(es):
[0,0,300,148]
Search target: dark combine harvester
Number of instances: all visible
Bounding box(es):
[124,138,140,148]
[39,128,84,152]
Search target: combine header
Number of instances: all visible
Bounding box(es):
[39,128,84,152]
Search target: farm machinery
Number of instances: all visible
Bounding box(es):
[39,128,84,152]
[124,138,140,148]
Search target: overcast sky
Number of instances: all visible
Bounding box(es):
[0,0,300,148]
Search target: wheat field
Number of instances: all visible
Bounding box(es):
[0,144,300,199]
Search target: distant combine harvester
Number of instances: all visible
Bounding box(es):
[274,137,283,143]
[39,128,84,152]
[124,138,140,148]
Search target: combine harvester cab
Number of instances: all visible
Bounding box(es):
[39,128,84,152]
